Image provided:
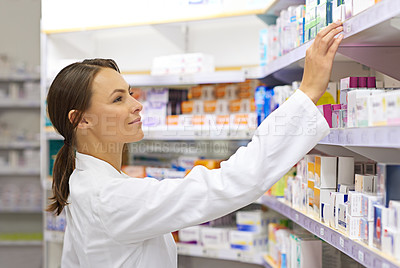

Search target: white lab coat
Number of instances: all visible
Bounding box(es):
[61,89,329,268]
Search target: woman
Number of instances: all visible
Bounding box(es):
[47,22,343,267]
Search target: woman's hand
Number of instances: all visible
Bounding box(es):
[299,21,344,104]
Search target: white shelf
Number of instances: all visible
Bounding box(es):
[261,195,400,268]
[250,0,400,80]
[0,240,42,246]
[176,243,265,265]
[0,100,40,108]
[0,141,40,149]
[247,42,311,79]
[320,126,400,148]
[143,125,255,140]
[124,71,246,87]
[0,168,40,176]
[44,230,64,243]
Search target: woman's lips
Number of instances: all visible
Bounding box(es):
[128,117,141,124]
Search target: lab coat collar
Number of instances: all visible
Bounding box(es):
[75,151,123,177]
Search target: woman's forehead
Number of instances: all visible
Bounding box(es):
[92,68,129,96]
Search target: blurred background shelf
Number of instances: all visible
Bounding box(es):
[177,242,265,265]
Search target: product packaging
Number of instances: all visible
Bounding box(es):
[315,156,337,188]
[377,163,400,207]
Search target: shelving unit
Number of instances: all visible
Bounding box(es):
[41,0,400,267]
[261,195,400,268]
[247,0,400,81]
[0,73,42,266]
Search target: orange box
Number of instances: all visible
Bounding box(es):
[229,99,241,113]
[233,114,249,125]
[181,101,194,114]
[250,99,256,112]
[215,84,227,98]
[216,115,230,125]
[191,85,202,99]
[166,115,179,125]
[192,115,206,125]
[194,159,222,169]
[203,100,217,113]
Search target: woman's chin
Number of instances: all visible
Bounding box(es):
[127,130,144,143]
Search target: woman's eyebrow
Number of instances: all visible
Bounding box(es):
[109,87,130,97]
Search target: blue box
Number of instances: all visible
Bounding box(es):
[377,164,400,207]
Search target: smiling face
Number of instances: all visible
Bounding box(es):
[82,67,144,144]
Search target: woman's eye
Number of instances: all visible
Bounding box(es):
[129,91,134,96]
[113,96,122,103]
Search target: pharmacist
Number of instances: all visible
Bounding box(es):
[46,22,343,268]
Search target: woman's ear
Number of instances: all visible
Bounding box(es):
[68,110,89,129]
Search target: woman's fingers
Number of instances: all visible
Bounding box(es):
[327,34,344,59]
[314,21,343,49]
[318,20,343,38]
[321,26,343,52]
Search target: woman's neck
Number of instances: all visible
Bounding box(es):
[77,141,124,173]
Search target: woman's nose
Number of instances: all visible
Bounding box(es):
[130,98,143,114]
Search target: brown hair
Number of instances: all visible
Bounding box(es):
[46,59,120,215]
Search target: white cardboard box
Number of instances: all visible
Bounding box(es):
[355,174,375,193]
[315,156,337,188]
[178,226,201,244]
[337,157,355,186]
[348,191,363,217]
[200,227,231,249]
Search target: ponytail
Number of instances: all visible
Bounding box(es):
[46,58,120,215]
[47,142,75,215]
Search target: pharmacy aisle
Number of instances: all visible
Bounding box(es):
[0,3,42,266]
[41,0,400,267]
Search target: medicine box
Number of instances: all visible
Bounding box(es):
[362,194,383,221]
[314,187,335,221]
[229,230,267,252]
[178,226,201,244]
[373,205,389,250]
[364,162,376,176]
[355,174,375,193]
[368,93,387,126]
[338,203,348,233]
[236,210,267,234]
[354,162,364,175]
[389,200,400,230]
[307,179,316,216]
[382,227,395,256]
[377,164,400,207]
[321,202,331,224]
[315,156,337,188]
[338,183,354,194]
[347,215,362,240]
[360,217,373,246]
[348,191,363,217]
[200,227,231,249]
[290,233,322,268]
[386,90,400,126]
[337,157,355,186]
[329,192,348,230]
